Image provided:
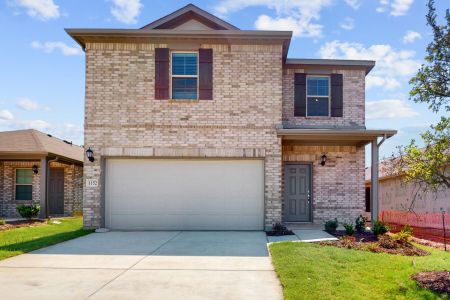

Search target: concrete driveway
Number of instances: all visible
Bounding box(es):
[0,231,282,300]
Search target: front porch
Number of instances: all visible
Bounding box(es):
[278,128,396,225]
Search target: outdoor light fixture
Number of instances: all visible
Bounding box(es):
[32,165,38,174]
[320,154,327,166]
[86,147,95,162]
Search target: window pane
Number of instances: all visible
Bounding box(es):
[172,78,197,99]
[307,97,329,116]
[307,77,329,96]
[16,185,32,200]
[16,169,33,184]
[172,53,198,76]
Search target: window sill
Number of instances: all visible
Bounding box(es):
[304,116,332,120]
[168,99,201,103]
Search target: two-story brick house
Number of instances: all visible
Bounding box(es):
[67,4,396,230]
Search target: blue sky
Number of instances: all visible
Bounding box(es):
[0,0,448,165]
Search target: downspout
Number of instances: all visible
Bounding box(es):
[45,156,59,218]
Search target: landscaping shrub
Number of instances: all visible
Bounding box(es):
[372,221,389,236]
[391,227,413,246]
[343,223,355,236]
[355,215,367,233]
[324,218,338,233]
[270,223,292,236]
[0,219,5,225]
[16,204,40,219]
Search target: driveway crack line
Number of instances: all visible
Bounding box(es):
[85,231,182,299]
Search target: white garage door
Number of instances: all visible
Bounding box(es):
[105,159,264,230]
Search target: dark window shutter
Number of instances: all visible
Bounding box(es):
[294,73,306,117]
[199,49,213,100]
[330,74,343,117]
[155,48,169,99]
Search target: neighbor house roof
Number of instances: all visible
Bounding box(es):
[0,129,83,163]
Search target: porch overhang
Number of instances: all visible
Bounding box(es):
[277,128,397,146]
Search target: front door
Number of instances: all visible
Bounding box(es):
[284,164,312,222]
[48,168,64,215]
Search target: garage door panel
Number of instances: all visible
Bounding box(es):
[105,159,264,230]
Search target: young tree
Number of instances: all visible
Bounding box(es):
[410,0,450,112]
[391,0,450,210]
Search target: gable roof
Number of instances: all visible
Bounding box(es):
[0,129,83,163]
[141,4,239,30]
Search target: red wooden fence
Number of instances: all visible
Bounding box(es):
[380,210,450,244]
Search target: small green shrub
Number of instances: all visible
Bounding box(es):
[355,215,367,233]
[324,218,338,233]
[343,223,355,236]
[372,221,390,236]
[391,227,413,246]
[16,204,40,219]
[0,219,5,225]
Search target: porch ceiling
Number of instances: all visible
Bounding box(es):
[277,128,397,147]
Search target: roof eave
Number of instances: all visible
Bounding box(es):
[285,58,376,75]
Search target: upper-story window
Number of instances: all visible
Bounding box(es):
[306,76,330,117]
[171,52,198,100]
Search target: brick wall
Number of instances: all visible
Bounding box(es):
[0,160,83,218]
[282,68,365,128]
[283,145,366,224]
[84,42,284,229]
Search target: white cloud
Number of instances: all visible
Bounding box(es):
[8,0,60,20]
[345,0,361,10]
[377,0,414,16]
[17,97,39,111]
[340,17,354,30]
[366,99,419,120]
[403,31,422,43]
[31,41,82,56]
[215,0,333,38]
[0,110,14,121]
[111,0,143,24]
[319,40,421,91]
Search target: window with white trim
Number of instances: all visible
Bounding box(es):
[15,169,33,200]
[171,52,198,99]
[306,76,330,117]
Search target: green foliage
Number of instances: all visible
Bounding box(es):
[270,242,450,299]
[16,204,40,219]
[324,218,338,233]
[372,221,390,236]
[0,217,93,261]
[0,219,5,226]
[409,0,450,112]
[343,223,355,236]
[394,117,450,196]
[355,215,367,233]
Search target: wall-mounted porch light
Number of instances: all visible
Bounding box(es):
[32,165,39,174]
[86,147,95,162]
[320,154,327,166]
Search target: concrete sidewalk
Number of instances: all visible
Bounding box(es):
[0,231,282,300]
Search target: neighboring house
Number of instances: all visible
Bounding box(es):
[0,129,83,218]
[365,163,450,214]
[67,4,396,231]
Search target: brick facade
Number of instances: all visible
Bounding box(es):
[0,161,83,218]
[84,42,283,229]
[282,68,365,128]
[283,145,366,223]
[82,36,368,229]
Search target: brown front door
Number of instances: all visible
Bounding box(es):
[49,168,64,215]
[284,164,312,222]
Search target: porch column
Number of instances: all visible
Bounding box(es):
[370,139,379,222]
[39,157,48,219]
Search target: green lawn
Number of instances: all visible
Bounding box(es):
[270,242,450,300]
[0,217,93,261]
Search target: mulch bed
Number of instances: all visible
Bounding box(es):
[0,219,46,231]
[411,271,450,294]
[330,230,378,242]
[319,233,430,256]
[266,230,295,236]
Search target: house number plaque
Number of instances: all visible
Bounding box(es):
[86,179,99,187]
